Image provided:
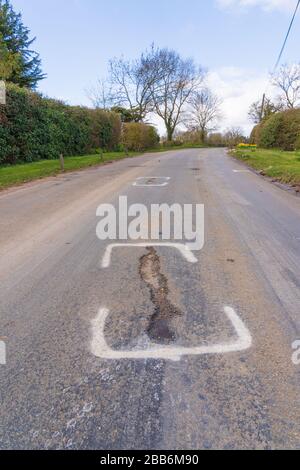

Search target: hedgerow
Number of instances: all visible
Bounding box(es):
[0,84,122,164]
[251,108,300,151]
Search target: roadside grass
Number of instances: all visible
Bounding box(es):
[231,148,300,187]
[0,144,208,191]
[0,151,139,190]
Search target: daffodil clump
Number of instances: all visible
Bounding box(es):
[237,143,257,150]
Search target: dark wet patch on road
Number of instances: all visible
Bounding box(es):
[139,247,182,345]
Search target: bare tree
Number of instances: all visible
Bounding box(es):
[147,47,205,141]
[188,88,222,143]
[86,78,112,109]
[272,64,300,109]
[108,50,157,122]
[90,45,205,137]
[224,127,246,147]
[248,97,283,124]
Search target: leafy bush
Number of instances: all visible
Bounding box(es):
[162,139,183,148]
[259,113,284,149]
[122,122,159,151]
[252,108,300,151]
[0,84,122,164]
[206,133,226,147]
[250,124,261,145]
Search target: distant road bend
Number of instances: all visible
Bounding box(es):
[0,148,300,450]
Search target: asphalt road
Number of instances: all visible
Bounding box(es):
[0,148,300,450]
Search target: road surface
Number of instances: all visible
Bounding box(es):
[0,148,300,450]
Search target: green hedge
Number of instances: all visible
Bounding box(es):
[251,108,300,151]
[0,84,122,164]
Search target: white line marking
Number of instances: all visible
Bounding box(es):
[133,177,171,187]
[233,170,251,173]
[91,306,252,362]
[101,243,198,268]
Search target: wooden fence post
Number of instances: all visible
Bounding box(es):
[59,154,65,172]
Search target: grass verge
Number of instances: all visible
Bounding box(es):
[0,151,141,190]
[231,148,300,187]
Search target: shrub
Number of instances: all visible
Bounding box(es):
[162,139,183,148]
[206,133,226,147]
[122,122,159,151]
[259,113,284,149]
[276,109,300,151]
[250,124,262,145]
[252,108,300,151]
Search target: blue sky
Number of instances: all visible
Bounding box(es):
[10,0,300,134]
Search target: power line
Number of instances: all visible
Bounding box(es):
[260,0,300,120]
[272,0,300,74]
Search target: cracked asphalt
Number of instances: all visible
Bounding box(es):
[0,148,300,450]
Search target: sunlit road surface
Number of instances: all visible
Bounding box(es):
[0,148,300,450]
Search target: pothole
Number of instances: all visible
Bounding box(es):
[146,178,160,185]
[139,247,181,345]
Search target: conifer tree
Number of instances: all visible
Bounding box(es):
[0,0,45,88]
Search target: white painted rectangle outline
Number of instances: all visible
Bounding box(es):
[101,243,198,268]
[91,306,252,362]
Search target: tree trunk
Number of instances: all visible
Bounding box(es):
[199,128,206,144]
[167,126,174,142]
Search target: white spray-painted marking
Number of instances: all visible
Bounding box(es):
[133,177,171,187]
[233,170,251,173]
[91,306,252,362]
[0,340,6,365]
[101,243,198,268]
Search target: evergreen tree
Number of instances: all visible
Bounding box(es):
[0,0,45,88]
[0,32,20,80]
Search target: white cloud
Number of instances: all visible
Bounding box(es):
[206,67,270,134]
[216,0,296,13]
